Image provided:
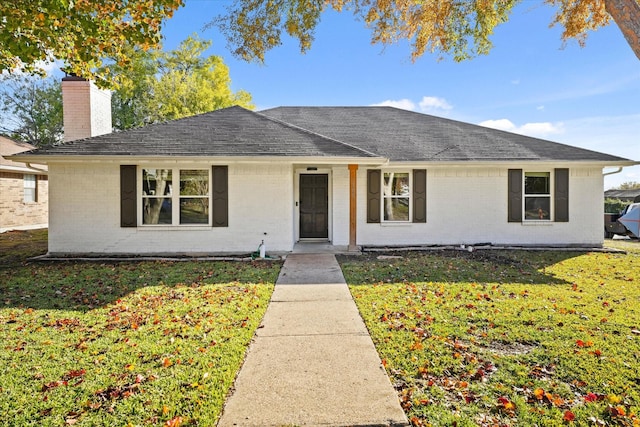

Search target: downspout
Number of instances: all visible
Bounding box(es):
[26,163,48,173]
[603,167,623,176]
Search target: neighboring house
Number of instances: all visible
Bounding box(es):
[11,78,637,255]
[0,136,48,233]
[604,189,640,203]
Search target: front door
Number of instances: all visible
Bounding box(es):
[299,174,328,239]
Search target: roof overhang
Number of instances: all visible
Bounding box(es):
[9,154,389,166]
[10,155,637,169]
[0,163,48,174]
[375,160,640,168]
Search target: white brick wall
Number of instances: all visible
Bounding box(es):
[48,162,294,254]
[331,166,350,246]
[356,166,604,247]
[47,161,605,255]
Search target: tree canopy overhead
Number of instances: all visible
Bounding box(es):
[0,0,184,85]
[1,0,637,86]
[214,0,640,63]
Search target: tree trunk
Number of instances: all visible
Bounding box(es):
[605,0,640,60]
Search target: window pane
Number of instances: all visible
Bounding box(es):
[143,169,172,196]
[525,172,550,195]
[384,198,410,221]
[24,174,36,188]
[24,175,36,202]
[143,198,172,224]
[24,188,36,203]
[180,170,209,196]
[524,197,550,220]
[383,173,410,196]
[180,198,209,224]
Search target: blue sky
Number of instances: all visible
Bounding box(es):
[164,1,640,189]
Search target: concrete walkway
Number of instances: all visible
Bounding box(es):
[217,253,408,427]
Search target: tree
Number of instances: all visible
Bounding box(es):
[213,0,640,63]
[0,76,62,147]
[0,0,183,85]
[616,181,640,189]
[106,36,254,130]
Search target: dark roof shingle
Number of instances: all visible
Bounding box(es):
[18,105,634,164]
[30,106,378,158]
[261,106,631,162]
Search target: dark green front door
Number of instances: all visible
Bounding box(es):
[299,174,328,239]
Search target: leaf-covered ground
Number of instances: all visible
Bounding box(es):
[340,242,640,427]
[0,231,280,426]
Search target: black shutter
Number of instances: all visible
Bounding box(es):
[508,169,522,222]
[554,168,569,222]
[212,166,228,227]
[120,165,137,227]
[367,169,381,223]
[413,169,427,223]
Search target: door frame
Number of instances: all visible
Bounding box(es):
[294,168,332,242]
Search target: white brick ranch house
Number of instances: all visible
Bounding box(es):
[11,78,637,255]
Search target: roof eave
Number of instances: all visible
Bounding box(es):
[9,154,388,165]
[383,159,639,168]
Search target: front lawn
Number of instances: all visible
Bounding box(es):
[0,231,280,426]
[341,243,640,426]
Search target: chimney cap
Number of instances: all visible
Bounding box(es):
[61,68,87,82]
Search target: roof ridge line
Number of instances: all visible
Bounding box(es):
[254,110,384,159]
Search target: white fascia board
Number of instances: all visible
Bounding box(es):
[0,164,48,174]
[9,155,389,165]
[379,160,639,168]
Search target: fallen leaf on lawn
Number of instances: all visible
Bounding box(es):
[165,416,183,427]
[563,410,575,422]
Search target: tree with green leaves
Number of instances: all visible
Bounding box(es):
[0,0,184,86]
[616,181,640,190]
[106,36,254,130]
[213,0,640,63]
[0,76,62,147]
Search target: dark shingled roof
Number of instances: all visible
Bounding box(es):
[28,106,378,158]
[19,105,634,163]
[261,106,631,162]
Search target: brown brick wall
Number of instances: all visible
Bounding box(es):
[0,171,48,230]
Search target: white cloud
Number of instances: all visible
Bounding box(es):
[511,79,520,85]
[1,58,64,77]
[418,96,453,114]
[536,105,545,111]
[370,96,454,115]
[370,99,416,111]
[478,119,517,132]
[478,118,564,138]
[520,122,564,136]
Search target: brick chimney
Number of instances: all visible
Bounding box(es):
[61,76,112,142]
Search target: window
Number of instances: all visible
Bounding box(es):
[383,172,410,222]
[524,172,550,220]
[24,174,36,203]
[142,168,210,225]
[179,170,209,224]
[367,169,426,224]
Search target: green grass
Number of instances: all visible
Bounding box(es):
[0,231,280,426]
[0,228,48,267]
[340,243,640,427]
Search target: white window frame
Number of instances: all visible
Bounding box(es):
[140,167,212,227]
[523,171,553,221]
[381,170,412,223]
[23,174,37,203]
